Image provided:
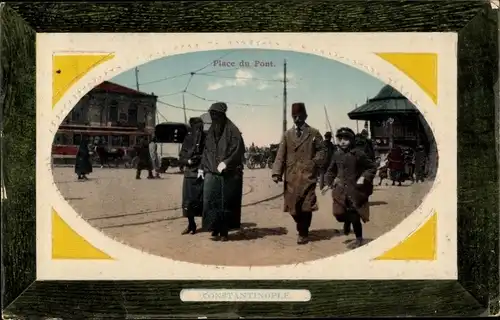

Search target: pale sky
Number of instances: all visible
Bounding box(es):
[111,49,385,146]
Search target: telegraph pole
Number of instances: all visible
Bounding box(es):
[135,67,140,91]
[282,59,288,133]
[182,93,187,124]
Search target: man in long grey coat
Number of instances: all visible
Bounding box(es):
[271,102,327,245]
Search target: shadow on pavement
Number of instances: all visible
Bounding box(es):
[308,228,344,242]
[229,226,288,241]
[344,238,374,249]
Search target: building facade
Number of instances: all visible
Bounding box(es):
[54,81,157,151]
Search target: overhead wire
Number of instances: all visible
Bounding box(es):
[194,73,282,83]
[139,72,192,86]
[138,50,284,120]
[140,51,233,87]
[157,90,185,98]
[184,91,277,107]
[157,100,205,113]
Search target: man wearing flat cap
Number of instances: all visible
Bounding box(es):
[271,102,327,245]
[199,102,245,241]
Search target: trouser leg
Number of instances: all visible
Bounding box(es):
[294,211,312,237]
[318,171,325,189]
[187,216,196,229]
[348,210,363,239]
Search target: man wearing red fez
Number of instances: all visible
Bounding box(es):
[271,102,327,245]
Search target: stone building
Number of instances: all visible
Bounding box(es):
[54,81,157,149]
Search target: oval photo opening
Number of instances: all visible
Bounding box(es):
[51,49,438,266]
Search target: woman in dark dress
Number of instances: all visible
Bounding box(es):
[179,117,206,234]
[388,145,405,186]
[75,138,93,181]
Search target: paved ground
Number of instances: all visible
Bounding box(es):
[53,167,432,266]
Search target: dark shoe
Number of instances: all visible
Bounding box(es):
[391,181,395,186]
[136,176,141,180]
[211,231,220,241]
[297,236,308,245]
[343,221,351,236]
[181,226,197,235]
[353,238,364,248]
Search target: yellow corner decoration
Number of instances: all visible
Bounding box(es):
[52,209,113,260]
[52,53,115,108]
[374,212,437,261]
[375,53,438,105]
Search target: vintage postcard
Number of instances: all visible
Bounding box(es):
[36,33,457,280]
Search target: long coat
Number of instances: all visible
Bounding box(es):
[414,150,426,176]
[200,119,245,175]
[179,126,206,178]
[388,147,405,171]
[324,148,376,222]
[75,142,93,175]
[272,124,326,216]
[200,118,245,230]
[179,126,206,217]
[136,140,153,171]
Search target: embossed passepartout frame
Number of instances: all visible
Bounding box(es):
[3,2,499,318]
[38,33,455,281]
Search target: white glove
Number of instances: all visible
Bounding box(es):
[197,169,204,180]
[357,176,365,185]
[217,162,227,173]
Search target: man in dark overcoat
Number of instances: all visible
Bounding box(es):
[135,138,154,179]
[318,131,336,189]
[272,102,327,245]
[200,102,245,241]
[322,127,377,248]
[179,117,206,234]
[360,129,375,161]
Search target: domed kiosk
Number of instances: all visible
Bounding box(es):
[348,85,438,179]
